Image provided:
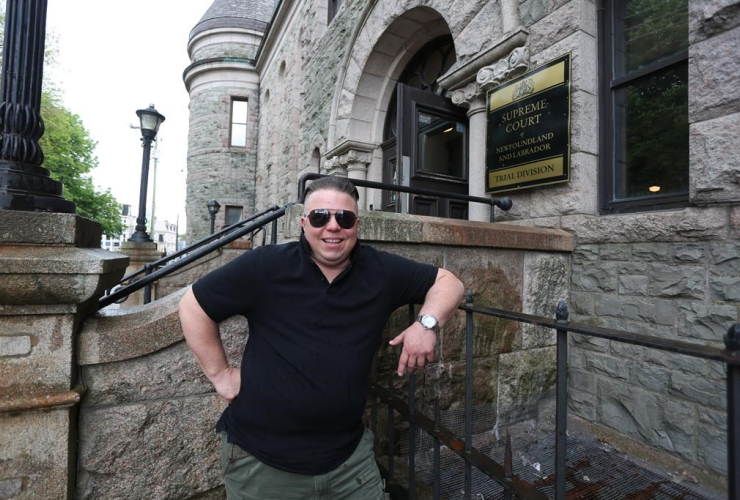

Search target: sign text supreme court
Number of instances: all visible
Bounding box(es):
[486,53,571,193]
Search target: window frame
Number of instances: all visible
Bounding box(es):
[598,0,689,214]
[225,205,243,227]
[229,98,249,148]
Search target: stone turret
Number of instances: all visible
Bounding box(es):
[183,0,276,242]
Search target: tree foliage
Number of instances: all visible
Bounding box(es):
[40,93,125,236]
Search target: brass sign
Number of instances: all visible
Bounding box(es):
[486,53,571,193]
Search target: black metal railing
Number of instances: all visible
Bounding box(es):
[99,205,288,308]
[371,293,740,499]
[100,174,514,309]
[101,204,283,307]
[297,173,513,222]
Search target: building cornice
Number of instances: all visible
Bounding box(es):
[438,28,528,92]
[183,58,258,92]
[450,46,530,110]
[325,140,376,159]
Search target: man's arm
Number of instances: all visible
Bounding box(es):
[389,268,465,376]
[179,288,241,403]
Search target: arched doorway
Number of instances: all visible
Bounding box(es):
[381,36,469,219]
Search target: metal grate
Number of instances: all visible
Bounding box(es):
[395,407,725,500]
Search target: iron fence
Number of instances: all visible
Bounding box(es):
[370,292,740,499]
[99,205,287,308]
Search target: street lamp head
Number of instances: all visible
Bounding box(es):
[136,104,165,140]
[207,200,221,216]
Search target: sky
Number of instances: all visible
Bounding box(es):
[45,0,215,233]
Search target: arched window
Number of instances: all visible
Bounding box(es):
[310,148,321,172]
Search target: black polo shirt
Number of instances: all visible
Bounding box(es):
[192,234,437,475]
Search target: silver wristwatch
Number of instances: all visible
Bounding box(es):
[417,314,440,334]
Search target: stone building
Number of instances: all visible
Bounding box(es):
[183,0,739,486]
[183,0,275,241]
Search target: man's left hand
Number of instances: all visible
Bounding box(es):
[389,323,436,376]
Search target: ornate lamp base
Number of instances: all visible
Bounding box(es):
[0,160,76,213]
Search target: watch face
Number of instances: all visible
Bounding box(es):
[421,315,437,329]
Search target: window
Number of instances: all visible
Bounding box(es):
[225,206,243,226]
[599,0,689,213]
[310,148,321,173]
[328,0,343,23]
[158,234,164,243]
[230,99,249,147]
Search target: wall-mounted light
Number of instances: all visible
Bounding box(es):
[443,127,454,133]
[648,185,661,193]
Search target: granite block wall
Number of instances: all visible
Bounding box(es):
[568,241,739,476]
[76,291,246,499]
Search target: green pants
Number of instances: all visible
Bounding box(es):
[220,429,387,499]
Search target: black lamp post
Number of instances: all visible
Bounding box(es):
[129,104,165,242]
[0,0,75,213]
[207,200,221,235]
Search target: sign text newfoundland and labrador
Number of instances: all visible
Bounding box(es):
[486,53,571,193]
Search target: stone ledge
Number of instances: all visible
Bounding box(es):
[79,288,187,365]
[284,205,574,252]
[0,247,128,305]
[0,211,101,247]
[0,304,77,316]
[560,207,729,244]
[0,246,128,274]
[421,219,574,251]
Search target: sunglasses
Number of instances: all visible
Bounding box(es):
[305,209,358,229]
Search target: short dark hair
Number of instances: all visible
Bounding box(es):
[304,176,359,204]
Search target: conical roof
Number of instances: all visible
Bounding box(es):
[189,0,277,41]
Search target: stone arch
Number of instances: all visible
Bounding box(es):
[329,6,455,149]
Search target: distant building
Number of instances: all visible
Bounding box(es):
[101,204,177,255]
[101,204,136,251]
[154,219,178,255]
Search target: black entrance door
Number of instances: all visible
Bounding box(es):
[382,83,469,219]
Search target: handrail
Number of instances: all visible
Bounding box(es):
[114,204,281,286]
[98,205,291,309]
[464,304,740,365]
[297,173,513,222]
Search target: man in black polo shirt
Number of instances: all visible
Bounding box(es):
[179,176,464,499]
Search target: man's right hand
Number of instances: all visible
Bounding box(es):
[180,288,241,404]
[210,366,241,404]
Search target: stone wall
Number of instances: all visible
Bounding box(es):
[0,212,128,499]
[76,290,246,499]
[255,0,368,211]
[503,207,738,482]
[156,240,252,299]
[185,18,264,242]
[568,238,737,477]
